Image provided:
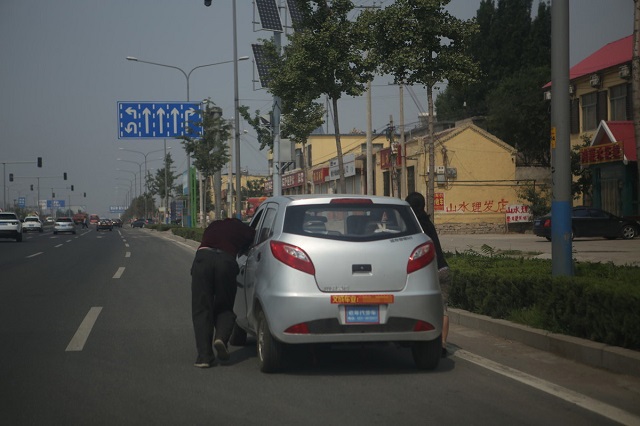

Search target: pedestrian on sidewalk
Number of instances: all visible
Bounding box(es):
[190,218,255,368]
[406,192,450,358]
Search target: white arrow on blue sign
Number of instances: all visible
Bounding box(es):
[117,102,203,139]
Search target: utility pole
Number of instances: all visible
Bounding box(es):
[550,0,573,276]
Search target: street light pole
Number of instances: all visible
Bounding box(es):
[118,147,168,219]
[126,55,248,226]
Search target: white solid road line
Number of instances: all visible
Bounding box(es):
[65,307,103,352]
[455,349,640,425]
[112,267,125,279]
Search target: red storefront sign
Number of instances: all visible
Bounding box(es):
[434,193,444,211]
[313,167,329,184]
[282,171,305,189]
[380,146,402,169]
[580,142,623,166]
[264,170,306,192]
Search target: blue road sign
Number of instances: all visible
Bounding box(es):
[18,197,26,208]
[110,205,127,214]
[46,200,65,209]
[117,102,202,139]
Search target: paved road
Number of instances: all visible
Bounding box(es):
[439,233,640,266]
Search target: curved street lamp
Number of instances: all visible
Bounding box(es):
[126,55,249,226]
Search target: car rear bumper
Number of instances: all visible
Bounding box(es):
[259,288,443,344]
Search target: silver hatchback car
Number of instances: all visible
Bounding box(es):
[232,195,443,372]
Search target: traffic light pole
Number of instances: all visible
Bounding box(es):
[1,158,42,211]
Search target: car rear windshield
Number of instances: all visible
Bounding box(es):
[57,218,72,222]
[283,203,421,241]
[0,213,18,220]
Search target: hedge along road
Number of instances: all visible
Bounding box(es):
[438,233,640,267]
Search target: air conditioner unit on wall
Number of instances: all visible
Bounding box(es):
[590,73,601,88]
[619,64,631,79]
[446,168,457,179]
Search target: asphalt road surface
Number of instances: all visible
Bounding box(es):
[1,227,638,425]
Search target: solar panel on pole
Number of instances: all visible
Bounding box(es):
[252,43,271,88]
[286,0,303,28]
[255,0,282,32]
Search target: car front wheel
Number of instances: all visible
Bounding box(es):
[257,311,283,373]
[621,225,637,240]
[411,336,441,370]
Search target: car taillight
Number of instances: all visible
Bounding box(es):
[407,241,435,274]
[329,198,373,204]
[285,323,310,334]
[270,240,316,275]
[413,320,435,332]
[544,219,551,228]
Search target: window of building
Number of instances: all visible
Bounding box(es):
[610,84,628,121]
[407,166,415,195]
[581,92,597,131]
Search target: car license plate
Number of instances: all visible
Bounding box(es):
[534,220,540,226]
[345,305,379,324]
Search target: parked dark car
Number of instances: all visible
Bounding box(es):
[97,218,113,231]
[533,206,639,240]
[131,219,145,228]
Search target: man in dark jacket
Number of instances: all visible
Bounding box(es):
[406,192,450,357]
[191,218,255,368]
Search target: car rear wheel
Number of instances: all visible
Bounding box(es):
[411,336,441,370]
[16,233,22,242]
[229,323,247,346]
[621,225,637,240]
[257,311,283,373]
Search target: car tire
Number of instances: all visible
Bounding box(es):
[54,231,57,235]
[16,233,23,242]
[39,228,43,233]
[257,311,283,373]
[621,225,637,240]
[229,323,247,346]
[411,336,441,370]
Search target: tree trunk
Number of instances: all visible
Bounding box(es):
[332,97,347,194]
[427,85,435,216]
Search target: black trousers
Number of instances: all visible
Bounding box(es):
[190,249,239,362]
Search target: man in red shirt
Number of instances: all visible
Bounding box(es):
[191,218,255,368]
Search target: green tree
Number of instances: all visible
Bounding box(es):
[435,0,552,167]
[261,0,372,193]
[177,99,231,220]
[148,152,179,200]
[360,0,478,214]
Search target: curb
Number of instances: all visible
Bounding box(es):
[449,308,640,377]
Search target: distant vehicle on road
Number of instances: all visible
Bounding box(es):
[22,216,43,233]
[54,217,76,235]
[111,218,123,228]
[533,206,639,240]
[72,213,87,225]
[89,214,99,225]
[131,219,145,228]
[0,212,23,242]
[97,218,113,232]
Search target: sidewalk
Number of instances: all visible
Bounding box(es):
[150,228,640,377]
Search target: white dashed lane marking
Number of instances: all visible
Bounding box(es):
[65,307,102,352]
[112,267,125,279]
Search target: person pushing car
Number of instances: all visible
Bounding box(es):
[190,218,255,368]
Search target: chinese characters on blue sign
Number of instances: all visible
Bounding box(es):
[117,102,202,139]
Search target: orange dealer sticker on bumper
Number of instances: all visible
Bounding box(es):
[330,294,394,305]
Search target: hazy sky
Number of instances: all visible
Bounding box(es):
[0,0,634,217]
